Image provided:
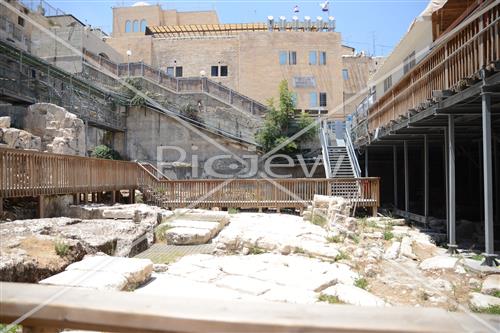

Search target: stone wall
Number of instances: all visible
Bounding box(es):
[125,106,257,179]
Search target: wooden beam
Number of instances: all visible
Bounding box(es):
[0,282,496,333]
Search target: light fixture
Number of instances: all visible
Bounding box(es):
[126,50,132,57]
[200,70,206,77]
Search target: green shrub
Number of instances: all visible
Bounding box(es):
[248,246,266,255]
[355,277,369,290]
[471,305,500,315]
[318,294,342,304]
[54,239,69,257]
[294,247,306,254]
[326,235,342,243]
[0,324,21,333]
[335,251,350,261]
[383,231,394,241]
[155,223,173,242]
[228,208,239,214]
[91,145,122,160]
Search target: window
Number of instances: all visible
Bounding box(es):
[166,67,174,76]
[279,51,287,65]
[342,69,349,80]
[319,92,327,107]
[220,65,228,77]
[291,92,298,107]
[140,19,147,32]
[309,92,318,107]
[175,66,183,77]
[403,51,416,74]
[383,75,392,92]
[319,51,326,65]
[211,65,219,77]
[308,51,317,65]
[289,51,297,65]
[17,16,24,27]
[125,20,131,32]
[133,20,139,32]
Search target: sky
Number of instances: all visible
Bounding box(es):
[46,0,429,56]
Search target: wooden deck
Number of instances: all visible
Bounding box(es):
[353,0,499,142]
[0,148,379,215]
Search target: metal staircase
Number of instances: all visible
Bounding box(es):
[320,122,360,179]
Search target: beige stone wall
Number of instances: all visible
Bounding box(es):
[112,5,219,38]
[147,31,344,118]
[106,35,153,63]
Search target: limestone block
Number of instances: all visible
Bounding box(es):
[419,255,459,270]
[399,236,417,260]
[383,241,401,260]
[173,208,229,224]
[323,284,388,307]
[481,274,500,295]
[39,270,128,291]
[261,286,318,304]
[312,194,332,209]
[469,292,500,308]
[65,255,153,285]
[215,275,275,295]
[0,116,11,128]
[165,226,214,245]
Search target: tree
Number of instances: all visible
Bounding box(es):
[91,145,122,160]
[256,80,317,154]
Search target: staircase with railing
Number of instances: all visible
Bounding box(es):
[320,123,360,179]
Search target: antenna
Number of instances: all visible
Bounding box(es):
[371,31,376,56]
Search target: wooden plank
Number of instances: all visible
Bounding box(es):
[0,282,495,333]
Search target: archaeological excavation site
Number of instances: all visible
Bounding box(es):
[0,0,499,332]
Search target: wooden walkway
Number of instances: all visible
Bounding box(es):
[0,148,380,216]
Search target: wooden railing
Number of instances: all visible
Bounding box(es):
[145,177,379,210]
[2,282,496,333]
[0,148,379,210]
[365,1,499,134]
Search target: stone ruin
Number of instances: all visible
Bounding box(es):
[303,195,357,235]
[0,103,86,156]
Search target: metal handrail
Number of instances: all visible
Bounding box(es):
[345,127,361,178]
[319,125,332,178]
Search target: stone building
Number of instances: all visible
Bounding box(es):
[106,2,354,119]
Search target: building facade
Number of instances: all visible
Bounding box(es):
[106,2,354,119]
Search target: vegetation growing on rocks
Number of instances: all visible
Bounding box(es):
[54,239,69,257]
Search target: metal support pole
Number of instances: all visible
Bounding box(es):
[393,145,398,208]
[365,148,369,177]
[448,115,457,254]
[481,92,498,266]
[424,134,429,220]
[444,127,449,236]
[404,141,409,215]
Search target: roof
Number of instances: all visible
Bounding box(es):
[146,22,335,37]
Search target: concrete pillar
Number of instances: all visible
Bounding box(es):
[447,115,457,254]
[404,141,409,215]
[129,189,135,204]
[38,195,45,219]
[393,146,398,208]
[111,191,116,204]
[364,148,369,177]
[481,92,497,266]
[73,193,80,205]
[424,134,429,219]
[444,127,449,236]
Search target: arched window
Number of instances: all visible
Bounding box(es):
[140,19,147,32]
[133,20,139,32]
[125,20,131,33]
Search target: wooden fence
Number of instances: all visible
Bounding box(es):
[366,1,499,133]
[0,148,379,213]
[1,282,496,333]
